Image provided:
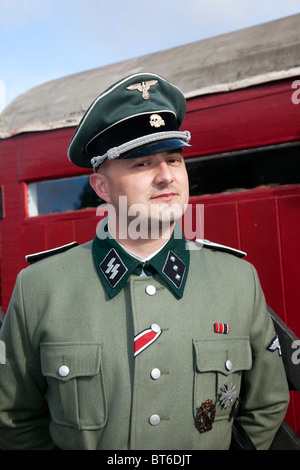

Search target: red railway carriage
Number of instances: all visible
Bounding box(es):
[0,14,300,441]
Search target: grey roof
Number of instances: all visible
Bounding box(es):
[1,13,300,139]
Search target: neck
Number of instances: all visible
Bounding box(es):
[109,219,175,258]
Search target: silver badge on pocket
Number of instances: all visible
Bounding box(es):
[219,383,237,409]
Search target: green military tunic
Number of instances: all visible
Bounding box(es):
[0,222,289,450]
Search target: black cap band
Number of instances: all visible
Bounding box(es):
[86,111,179,159]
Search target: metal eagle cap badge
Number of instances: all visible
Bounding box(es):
[126,80,158,100]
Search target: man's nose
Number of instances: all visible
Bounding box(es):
[154,161,174,185]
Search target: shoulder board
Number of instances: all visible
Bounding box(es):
[25,241,78,264]
[195,239,247,258]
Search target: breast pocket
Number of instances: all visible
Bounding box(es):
[193,337,252,421]
[40,342,107,430]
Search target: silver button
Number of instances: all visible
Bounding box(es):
[149,414,160,425]
[151,323,161,333]
[151,368,161,380]
[146,285,156,296]
[58,365,70,377]
[225,360,233,371]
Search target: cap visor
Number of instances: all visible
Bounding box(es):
[120,139,191,159]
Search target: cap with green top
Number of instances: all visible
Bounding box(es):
[67,72,191,170]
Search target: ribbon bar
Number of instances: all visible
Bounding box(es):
[214,323,229,334]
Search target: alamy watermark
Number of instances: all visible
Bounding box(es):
[291,340,300,365]
[291,80,300,105]
[95,198,204,249]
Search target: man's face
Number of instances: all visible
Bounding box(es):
[90,150,189,238]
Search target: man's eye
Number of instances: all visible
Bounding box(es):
[134,161,148,167]
[168,158,181,164]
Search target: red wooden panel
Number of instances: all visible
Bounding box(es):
[183,78,300,159]
[16,128,87,182]
[21,223,47,260]
[277,194,300,338]
[190,196,241,249]
[44,219,75,251]
[238,198,286,323]
[73,213,101,244]
[203,201,241,249]
[0,139,24,310]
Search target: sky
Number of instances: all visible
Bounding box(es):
[0,0,300,112]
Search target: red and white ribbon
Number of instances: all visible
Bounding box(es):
[134,324,161,357]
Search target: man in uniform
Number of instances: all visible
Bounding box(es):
[0,73,289,450]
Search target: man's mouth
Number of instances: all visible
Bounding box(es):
[151,192,177,201]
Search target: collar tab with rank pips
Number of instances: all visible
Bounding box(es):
[92,218,190,299]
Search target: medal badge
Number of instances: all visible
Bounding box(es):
[197,399,216,433]
[219,383,237,409]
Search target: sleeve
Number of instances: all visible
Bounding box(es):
[236,265,290,450]
[0,271,57,450]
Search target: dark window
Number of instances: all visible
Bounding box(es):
[26,143,300,216]
[186,143,300,196]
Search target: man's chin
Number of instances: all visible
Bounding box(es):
[150,202,184,220]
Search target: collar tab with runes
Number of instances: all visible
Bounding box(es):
[92,219,190,298]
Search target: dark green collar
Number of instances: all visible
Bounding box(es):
[92,219,190,299]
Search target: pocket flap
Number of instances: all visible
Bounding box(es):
[40,342,102,381]
[193,337,252,375]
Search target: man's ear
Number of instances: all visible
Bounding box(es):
[89,172,111,203]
